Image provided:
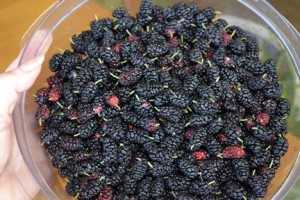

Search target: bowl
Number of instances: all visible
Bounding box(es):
[12,0,300,199]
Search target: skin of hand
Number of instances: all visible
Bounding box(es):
[0,30,52,200]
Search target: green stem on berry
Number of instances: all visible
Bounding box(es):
[115,105,121,110]
[38,118,42,126]
[154,107,161,112]
[217,153,223,158]
[126,29,132,36]
[151,57,158,62]
[237,137,244,148]
[207,59,212,67]
[112,17,118,22]
[83,172,90,177]
[262,73,268,78]
[95,79,103,85]
[114,24,120,30]
[196,59,204,65]
[209,98,216,103]
[207,180,216,185]
[148,136,154,140]
[109,72,120,79]
[147,162,153,168]
[135,94,140,101]
[120,60,128,65]
[69,37,74,45]
[56,101,64,108]
[98,58,103,64]
[102,117,108,122]
[74,133,81,137]
[129,90,135,95]
[94,14,98,21]
[75,193,80,199]
[171,191,176,198]
[230,29,237,38]
[236,82,241,91]
[136,157,142,161]
[180,34,184,43]
[190,144,195,150]
[192,39,198,43]
[269,158,274,168]
[265,145,271,151]
[171,51,180,59]
[99,176,105,181]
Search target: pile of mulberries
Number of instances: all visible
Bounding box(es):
[35,0,290,199]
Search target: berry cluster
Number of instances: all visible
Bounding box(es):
[35,0,290,199]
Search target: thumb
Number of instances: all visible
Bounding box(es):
[0,31,52,173]
[0,56,43,173]
[0,56,44,174]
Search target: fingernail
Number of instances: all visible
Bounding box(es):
[19,55,45,72]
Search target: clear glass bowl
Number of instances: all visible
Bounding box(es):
[13,0,300,199]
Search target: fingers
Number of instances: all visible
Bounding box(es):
[0,47,48,115]
[1,29,53,112]
[7,56,44,94]
[0,30,52,174]
[0,59,42,174]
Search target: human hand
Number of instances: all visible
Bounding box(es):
[0,30,52,200]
